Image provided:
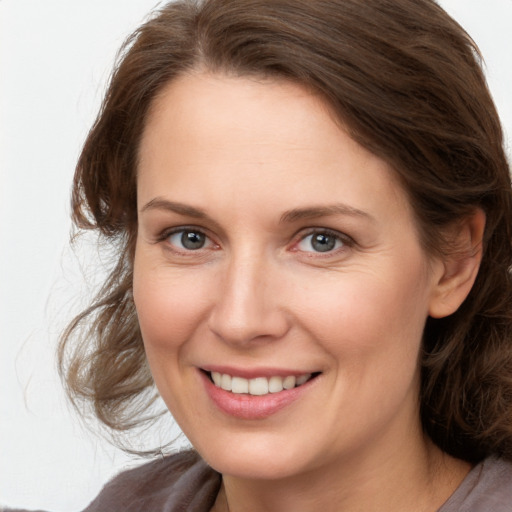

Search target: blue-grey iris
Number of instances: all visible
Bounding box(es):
[311,233,336,252]
[182,231,205,250]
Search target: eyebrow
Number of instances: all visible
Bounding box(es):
[280,204,373,223]
[140,197,373,224]
[140,198,208,218]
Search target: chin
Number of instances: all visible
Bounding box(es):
[194,435,318,481]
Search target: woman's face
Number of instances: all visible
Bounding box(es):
[134,72,446,480]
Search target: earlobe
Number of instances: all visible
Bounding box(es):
[428,209,486,319]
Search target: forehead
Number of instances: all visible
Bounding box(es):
[141,72,341,159]
[137,72,411,224]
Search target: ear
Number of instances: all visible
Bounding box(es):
[428,209,486,319]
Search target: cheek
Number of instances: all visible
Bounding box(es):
[294,262,431,364]
[132,257,215,417]
[299,263,431,426]
[132,258,212,355]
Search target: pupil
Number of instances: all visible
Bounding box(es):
[312,233,335,252]
[181,231,205,250]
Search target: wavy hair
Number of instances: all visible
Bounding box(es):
[59,0,512,461]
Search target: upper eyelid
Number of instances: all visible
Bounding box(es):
[154,225,354,249]
[293,227,354,245]
[158,227,218,255]
[158,225,210,241]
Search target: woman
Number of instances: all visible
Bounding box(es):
[19,0,512,510]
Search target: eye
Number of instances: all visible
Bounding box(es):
[297,231,345,253]
[167,229,212,251]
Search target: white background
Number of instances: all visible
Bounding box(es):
[1,1,511,510]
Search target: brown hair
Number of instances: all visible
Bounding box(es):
[59,0,512,461]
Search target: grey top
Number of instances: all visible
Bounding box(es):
[83,450,221,512]
[438,456,512,511]
[4,451,512,511]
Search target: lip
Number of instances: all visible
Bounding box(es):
[199,368,319,420]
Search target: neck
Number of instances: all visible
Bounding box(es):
[212,434,470,512]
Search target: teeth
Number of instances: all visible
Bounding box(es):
[268,376,284,393]
[212,372,222,386]
[221,373,232,391]
[249,377,268,395]
[283,376,296,389]
[296,374,310,386]
[210,372,312,396]
[231,376,249,394]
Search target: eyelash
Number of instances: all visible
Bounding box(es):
[156,226,354,257]
[293,228,354,256]
[157,226,216,254]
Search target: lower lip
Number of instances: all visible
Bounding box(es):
[200,371,317,420]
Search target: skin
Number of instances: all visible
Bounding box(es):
[133,72,483,512]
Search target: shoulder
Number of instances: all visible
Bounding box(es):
[439,456,512,512]
[83,449,221,512]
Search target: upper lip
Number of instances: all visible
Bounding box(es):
[200,365,319,379]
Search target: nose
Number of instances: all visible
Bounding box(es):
[207,252,290,346]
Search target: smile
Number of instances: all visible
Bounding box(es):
[210,372,313,396]
[201,369,321,419]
